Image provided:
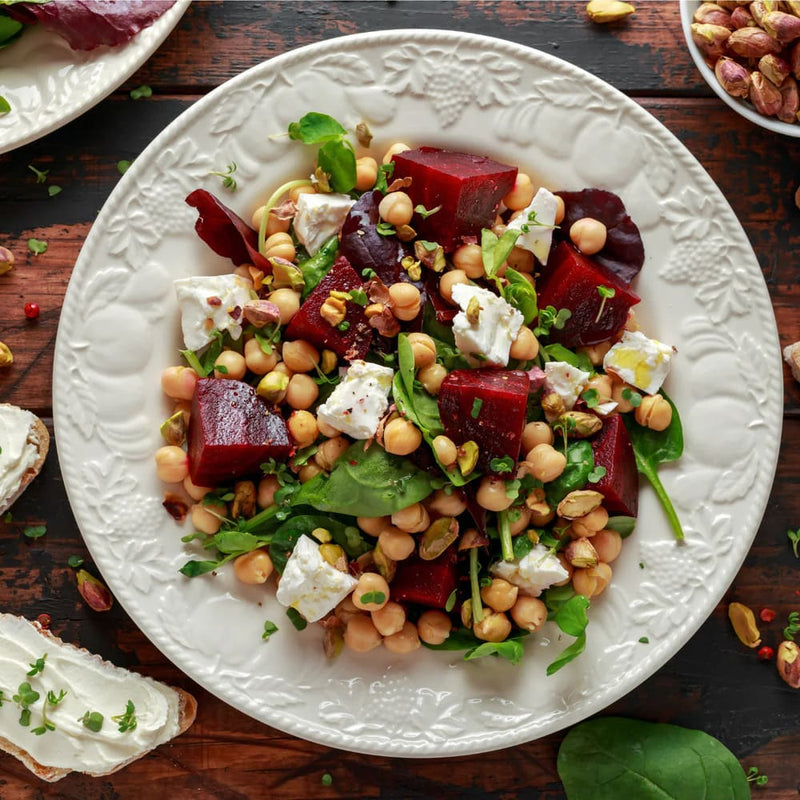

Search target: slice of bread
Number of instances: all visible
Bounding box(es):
[0,403,50,516]
[0,614,197,782]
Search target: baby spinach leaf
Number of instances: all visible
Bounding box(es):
[317,139,356,194]
[546,594,590,676]
[557,717,750,800]
[606,516,637,538]
[543,343,593,374]
[298,236,338,298]
[622,392,684,541]
[422,627,480,652]
[0,15,23,49]
[292,442,434,517]
[502,267,538,325]
[547,634,587,676]
[288,112,348,144]
[464,638,525,666]
[545,440,594,505]
[481,227,521,284]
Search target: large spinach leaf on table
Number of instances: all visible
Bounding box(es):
[292,441,435,517]
[557,717,750,800]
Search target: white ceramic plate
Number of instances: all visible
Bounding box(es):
[680,0,800,138]
[53,30,782,757]
[0,0,189,154]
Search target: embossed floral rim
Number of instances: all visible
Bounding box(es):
[53,30,782,756]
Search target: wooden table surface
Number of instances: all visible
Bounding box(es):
[1,1,800,797]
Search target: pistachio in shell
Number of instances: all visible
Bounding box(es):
[419,517,459,561]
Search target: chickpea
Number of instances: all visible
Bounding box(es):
[161,365,198,401]
[506,245,535,274]
[357,515,389,536]
[438,269,469,305]
[382,141,410,164]
[554,195,566,225]
[431,435,458,466]
[473,610,512,643]
[383,621,421,654]
[570,217,607,256]
[383,417,422,456]
[417,610,452,645]
[418,363,447,395]
[287,409,318,448]
[571,506,609,538]
[251,205,291,236]
[511,596,548,632]
[269,288,301,325]
[476,476,515,512]
[378,527,416,560]
[573,562,612,598]
[391,503,429,533]
[371,601,406,637]
[352,573,391,611]
[285,373,319,410]
[155,446,189,483]
[213,349,246,381]
[233,549,274,584]
[508,506,532,535]
[344,615,382,652]
[585,374,613,407]
[427,488,466,517]
[355,156,379,191]
[502,173,535,211]
[610,378,637,413]
[316,417,340,439]
[183,475,212,501]
[529,506,555,527]
[282,340,319,373]
[191,501,227,535]
[288,184,315,203]
[635,394,673,431]
[625,308,641,332]
[244,337,280,375]
[379,191,414,227]
[522,421,554,452]
[509,326,539,361]
[577,341,612,367]
[335,594,362,624]
[452,243,485,279]
[592,529,622,563]
[263,231,296,262]
[526,443,567,483]
[388,282,421,321]
[272,361,293,379]
[407,332,436,368]
[314,436,349,471]
[257,475,280,508]
[481,578,518,613]
[298,463,323,483]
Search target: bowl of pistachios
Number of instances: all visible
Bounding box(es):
[681,0,800,137]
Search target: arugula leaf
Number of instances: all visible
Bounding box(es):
[622,391,684,541]
[288,112,348,144]
[557,717,750,799]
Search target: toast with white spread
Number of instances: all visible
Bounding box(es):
[0,403,49,516]
[0,614,197,781]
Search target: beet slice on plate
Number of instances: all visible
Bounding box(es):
[391,147,517,252]
[438,369,530,473]
[188,378,292,487]
[590,413,638,517]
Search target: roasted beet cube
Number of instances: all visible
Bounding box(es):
[391,547,458,609]
[438,369,530,473]
[284,255,372,361]
[536,242,640,348]
[590,414,638,517]
[188,378,291,486]
[391,147,517,252]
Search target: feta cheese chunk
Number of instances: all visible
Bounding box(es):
[293,192,355,256]
[544,361,591,410]
[505,187,558,264]
[316,360,394,439]
[451,283,523,367]
[174,274,253,351]
[491,544,569,597]
[275,535,358,623]
[603,330,675,396]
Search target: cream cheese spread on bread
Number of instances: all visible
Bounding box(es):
[0,614,181,775]
[0,405,39,502]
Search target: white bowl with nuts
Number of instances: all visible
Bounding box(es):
[681,0,800,137]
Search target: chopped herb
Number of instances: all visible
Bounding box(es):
[347,288,368,306]
[337,320,350,331]
[321,773,333,787]
[445,589,457,613]
[0,95,10,114]
[587,466,607,483]
[129,84,152,100]
[67,555,84,569]
[788,528,800,558]
[581,388,600,409]
[209,161,238,191]
[262,620,278,640]
[213,363,229,375]
[23,525,47,539]
[47,185,62,197]
[27,654,47,676]
[27,238,48,255]
[470,398,483,419]
[489,456,515,474]
[286,607,308,631]
[28,164,49,184]
[621,387,643,407]
[117,160,132,175]
[359,591,386,605]
[111,700,137,733]
[534,305,572,338]
[361,267,377,279]
[414,203,441,219]
[639,561,645,569]
[374,162,394,193]
[784,611,800,641]
[376,221,396,236]
[638,636,649,644]
[78,710,104,732]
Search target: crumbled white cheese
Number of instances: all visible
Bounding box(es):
[491,544,569,597]
[544,361,591,410]
[293,192,355,256]
[505,187,559,264]
[275,535,358,623]
[174,274,253,352]
[316,360,394,439]
[603,330,675,396]
[451,283,523,367]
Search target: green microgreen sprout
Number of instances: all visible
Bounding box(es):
[208,161,238,191]
[581,387,600,409]
[638,636,650,644]
[78,710,104,732]
[534,305,572,338]
[28,164,49,184]
[376,221,396,237]
[48,185,62,197]
[262,620,278,641]
[784,611,800,641]
[414,203,441,219]
[621,387,643,407]
[27,654,47,676]
[551,415,577,457]
[111,700,137,733]
[117,160,132,175]
[587,465,607,483]
[489,456,515,474]
[445,589,457,613]
[129,84,152,100]
[470,398,483,419]
[321,773,333,787]
[22,525,47,539]
[13,682,40,727]
[469,547,485,626]
[594,285,616,323]
[359,591,386,605]
[787,528,800,558]
[746,766,768,787]
[27,238,48,255]
[68,555,84,568]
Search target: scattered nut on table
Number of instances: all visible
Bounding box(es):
[783,341,800,382]
[776,640,800,688]
[586,0,635,24]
